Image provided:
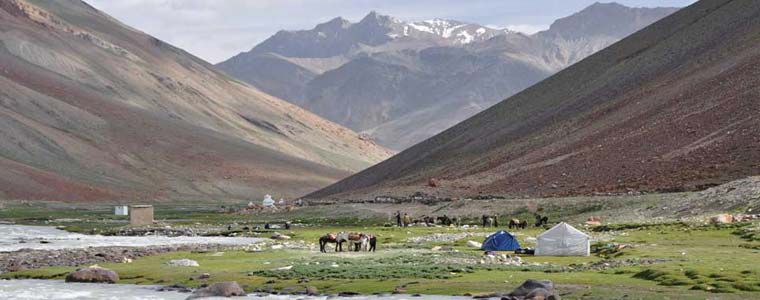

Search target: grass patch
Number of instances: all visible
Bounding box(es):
[733,223,760,241]
[590,222,685,232]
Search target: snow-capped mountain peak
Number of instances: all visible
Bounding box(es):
[250,11,515,57]
[402,18,506,44]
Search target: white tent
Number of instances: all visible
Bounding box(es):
[535,222,590,256]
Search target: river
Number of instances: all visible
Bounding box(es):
[0,225,262,252]
[0,280,472,300]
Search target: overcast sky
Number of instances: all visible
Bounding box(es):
[87,0,697,64]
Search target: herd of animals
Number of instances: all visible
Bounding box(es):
[319,232,377,253]
[482,214,549,229]
[317,214,550,253]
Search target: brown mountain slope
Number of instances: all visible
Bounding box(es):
[307,0,760,201]
[0,0,391,202]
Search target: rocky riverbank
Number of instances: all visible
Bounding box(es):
[0,244,244,273]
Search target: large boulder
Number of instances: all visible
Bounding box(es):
[65,267,119,284]
[187,281,246,299]
[502,280,560,300]
[710,214,734,224]
[167,259,200,267]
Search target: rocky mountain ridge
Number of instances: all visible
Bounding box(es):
[218,3,679,150]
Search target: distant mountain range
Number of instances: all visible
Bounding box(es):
[307,0,760,200]
[0,0,391,202]
[218,2,679,150]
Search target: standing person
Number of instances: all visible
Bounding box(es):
[395,211,402,227]
[403,213,411,227]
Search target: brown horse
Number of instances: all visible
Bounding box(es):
[482,215,499,227]
[319,232,347,253]
[368,234,377,252]
[535,214,549,227]
[354,233,377,252]
[509,219,528,229]
[345,232,368,252]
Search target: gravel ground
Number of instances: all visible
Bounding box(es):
[0,244,249,273]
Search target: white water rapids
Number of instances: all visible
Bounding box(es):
[0,225,262,252]
[0,280,472,300]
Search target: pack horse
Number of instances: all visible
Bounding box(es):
[319,232,376,252]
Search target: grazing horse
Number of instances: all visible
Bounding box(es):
[319,232,347,253]
[509,219,528,229]
[482,215,499,227]
[535,214,549,227]
[420,216,435,226]
[345,232,368,252]
[368,234,377,252]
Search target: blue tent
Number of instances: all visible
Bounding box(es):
[482,230,521,251]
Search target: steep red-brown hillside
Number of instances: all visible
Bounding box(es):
[0,0,391,202]
[308,0,760,200]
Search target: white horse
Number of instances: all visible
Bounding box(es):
[359,234,370,251]
[345,232,369,252]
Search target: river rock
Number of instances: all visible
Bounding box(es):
[271,232,291,240]
[306,286,319,296]
[187,281,246,299]
[167,259,199,267]
[160,284,193,293]
[526,288,559,300]
[65,267,119,284]
[467,240,483,248]
[502,280,559,300]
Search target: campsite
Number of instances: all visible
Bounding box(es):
[1,0,759,299]
[2,190,760,299]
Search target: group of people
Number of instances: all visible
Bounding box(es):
[395,211,412,227]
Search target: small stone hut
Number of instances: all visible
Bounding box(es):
[129,205,154,226]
